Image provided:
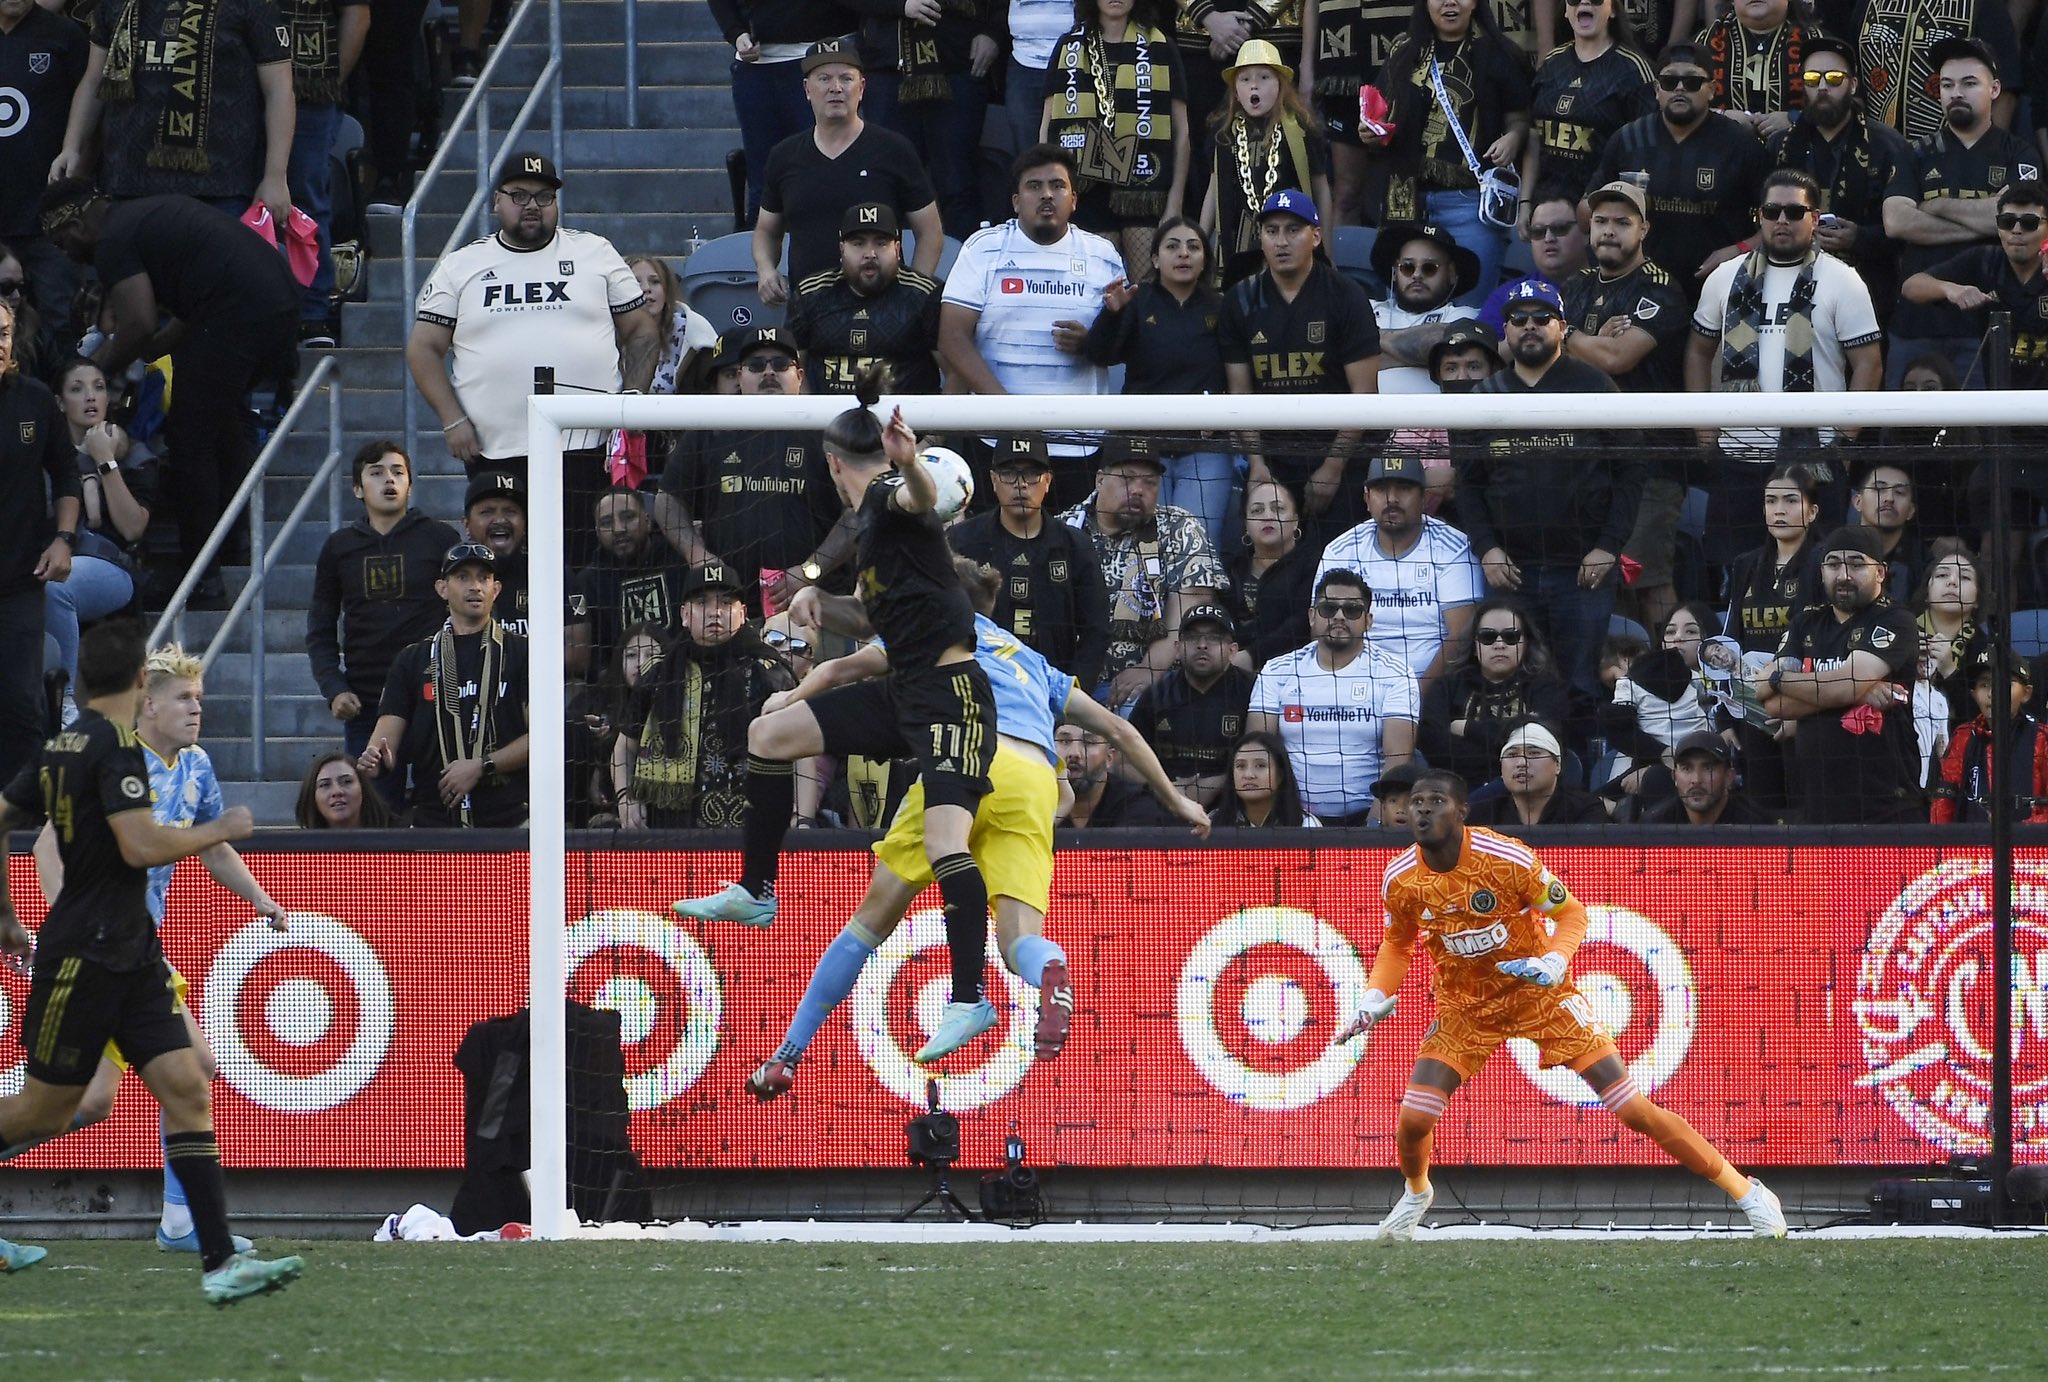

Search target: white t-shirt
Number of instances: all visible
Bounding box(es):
[1691,251,1880,455]
[417,228,646,458]
[1008,0,1075,67]
[943,221,1124,453]
[1612,673,1715,760]
[1316,516,1484,677]
[1250,641,1419,818]
[1371,298,1477,394]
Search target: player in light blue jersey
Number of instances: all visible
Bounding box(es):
[33,645,286,1254]
[742,561,1208,1098]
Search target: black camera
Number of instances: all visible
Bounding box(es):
[904,1079,961,1168]
[979,1131,1045,1223]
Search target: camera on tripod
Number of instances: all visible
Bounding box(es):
[980,1131,1045,1224]
[904,1079,961,1169]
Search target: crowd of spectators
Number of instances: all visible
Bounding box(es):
[12,0,2048,835]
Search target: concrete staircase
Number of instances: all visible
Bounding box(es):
[200,0,733,821]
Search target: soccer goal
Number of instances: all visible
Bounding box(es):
[523,384,2048,1240]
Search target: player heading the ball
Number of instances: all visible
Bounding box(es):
[1341,767,1788,1241]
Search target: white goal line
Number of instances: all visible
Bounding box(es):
[546,1220,2047,1245]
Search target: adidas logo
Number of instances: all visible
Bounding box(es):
[1250,331,1268,344]
[481,269,498,280]
[935,758,958,772]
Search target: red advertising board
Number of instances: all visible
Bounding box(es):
[4,843,2042,1172]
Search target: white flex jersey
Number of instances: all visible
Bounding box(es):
[1317,516,1484,677]
[944,220,1124,416]
[416,228,646,457]
[1250,641,1419,818]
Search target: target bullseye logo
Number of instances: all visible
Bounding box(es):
[1507,905,1696,1104]
[205,915,394,1113]
[568,911,721,1112]
[0,88,29,140]
[1176,907,1372,1112]
[849,909,1032,1111]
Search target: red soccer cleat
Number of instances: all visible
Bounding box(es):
[1035,960,1073,1060]
[746,1058,794,1102]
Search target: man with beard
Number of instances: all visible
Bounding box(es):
[786,203,942,396]
[941,146,1125,510]
[1857,0,2021,143]
[1764,39,1916,322]
[1478,187,1588,335]
[654,327,851,615]
[1589,44,1771,293]
[1847,462,1922,605]
[408,152,657,530]
[1058,439,1225,708]
[1131,604,1256,809]
[568,487,690,679]
[1883,37,2040,385]
[463,471,529,635]
[1053,722,1161,827]
[1688,170,1881,565]
[1640,730,1778,822]
[1466,721,1609,825]
[1457,281,1643,703]
[1563,179,1693,635]
[1316,453,1482,696]
[610,561,795,831]
[1752,526,1924,823]
[1248,569,1418,826]
[947,432,1110,692]
[1368,223,1480,393]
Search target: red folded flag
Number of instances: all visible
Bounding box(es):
[1358,85,1396,144]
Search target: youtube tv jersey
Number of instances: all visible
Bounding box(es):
[416,228,646,458]
[942,220,1126,399]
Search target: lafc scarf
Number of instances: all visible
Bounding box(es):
[429,620,506,826]
[1720,246,1821,449]
[1214,113,1314,255]
[281,0,344,102]
[897,0,979,103]
[1777,115,1877,227]
[103,0,221,173]
[632,642,781,819]
[1049,23,1177,219]
[1701,15,1807,116]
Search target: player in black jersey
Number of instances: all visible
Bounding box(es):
[675,385,1004,1061]
[785,202,943,395]
[0,621,304,1302]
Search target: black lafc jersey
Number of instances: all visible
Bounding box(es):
[856,471,976,671]
[1134,665,1257,780]
[1531,43,1654,195]
[571,549,692,665]
[1892,126,2043,338]
[1777,598,1921,822]
[660,428,843,591]
[1923,247,2048,391]
[1726,539,1820,653]
[1218,260,1381,393]
[1,711,161,971]
[1591,112,1770,284]
[1561,259,1690,390]
[785,268,943,395]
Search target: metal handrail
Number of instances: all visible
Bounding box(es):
[624,0,639,128]
[401,0,565,456]
[148,356,345,778]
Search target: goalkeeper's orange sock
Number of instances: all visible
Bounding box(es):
[1604,1078,1742,1191]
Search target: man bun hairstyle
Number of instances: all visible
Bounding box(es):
[823,363,893,463]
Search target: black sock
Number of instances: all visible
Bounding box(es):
[165,1131,236,1271]
[738,755,796,898]
[932,853,989,1004]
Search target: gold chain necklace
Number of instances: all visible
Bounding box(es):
[1233,114,1283,219]
[1087,30,1117,143]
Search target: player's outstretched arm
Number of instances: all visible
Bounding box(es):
[882,407,939,514]
[765,643,890,716]
[198,844,288,932]
[108,805,253,870]
[1064,694,1211,839]
[31,823,62,905]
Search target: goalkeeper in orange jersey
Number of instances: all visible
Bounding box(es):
[1337,767,1788,1240]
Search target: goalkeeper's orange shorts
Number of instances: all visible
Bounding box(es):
[105,965,190,1073]
[1417,987,1617,1081]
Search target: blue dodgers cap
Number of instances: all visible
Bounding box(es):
[1502,278,1566,314]
[1259,189,1320,225]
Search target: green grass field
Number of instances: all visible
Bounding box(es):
[0,1239,2037,1378]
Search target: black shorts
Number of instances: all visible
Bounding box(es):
[810,662,996,811]
[20,953,189,1086]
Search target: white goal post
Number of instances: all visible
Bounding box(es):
[522,387,2048,1239]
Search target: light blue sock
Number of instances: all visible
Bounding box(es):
[159,1117,191,1237]
[1010,935,1065,987]
[772,931,875,1065]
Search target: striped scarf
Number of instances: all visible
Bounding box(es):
[1047,23,1178,218]
[1719,246,1820,450]
[430,620,505,827]
[1700,15,1808,115]
[102,0,221,173]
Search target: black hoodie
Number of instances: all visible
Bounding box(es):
[307,509,463,705]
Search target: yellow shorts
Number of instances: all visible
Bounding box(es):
[1417,988,1617,1082]
[874,741,1057,917]
[105,965,189,1073]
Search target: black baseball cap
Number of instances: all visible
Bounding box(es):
[1969,645,2032,684]
[1927,34,1999,76]
[1180,604,1236,639]
[993,433,1051,472]
[497,150,562,189]
[1372,762,1423,798]
[712,325,798,372]
[1370,222,1482,297]
[682,560,743,598]
[1818,525,1888,562]
[1672,730,1733,764]
[840,202,900,238]
[440,540,498,577]
[1365,453,1425,488]
[802,36,863,74]
[1428,321,1501,374]
[465,469,525,513]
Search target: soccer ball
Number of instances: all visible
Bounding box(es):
[919,446,975,522]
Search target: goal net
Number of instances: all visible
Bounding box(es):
[523,387,2048,1239]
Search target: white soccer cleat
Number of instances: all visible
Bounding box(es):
[1738,1177,1787,1238]
[671,882,776,927]
[1377,1184,1435,1241]
[914,999,1000,1064]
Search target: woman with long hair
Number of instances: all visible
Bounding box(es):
[1199,39,1332,284]
[627,253,717,397]
[1223,478,1317,671]
[294,750,394,829]
[1210,730,1320,826]
[1042,0,1191,268]
[1083,214,1235,545]
[1419,594,1572,781]
[1915,537,1991,731]
[1365,0,1532,305]
[1519,0,1651,232]
[1722,460,1823,812]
